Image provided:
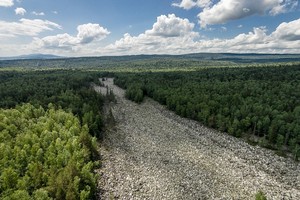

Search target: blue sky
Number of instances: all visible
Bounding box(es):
[0,0,300,56]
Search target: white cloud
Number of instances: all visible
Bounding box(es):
[34,33,78,50]
[270,0,298,15]
[15,7,26,15]
[145,14,196,37]
[34,23,110,50]
[104,14,199,55]
[77,23,110,44]
[231,27,268,45]
[242,8,250,13]
[172,0,197,9]
[102,16,300,55]
[30,14,197,56]
[104,32,198,55]
[52,11,58,14]
[32,11,45,16]
[172,0,212,9]
[0,18,61,38]
[0,0,13,7]
[271,18,300,41]
[221,26,227,31]
[194,21,300,53]
[196,0,298,27]
[3,16,300,57]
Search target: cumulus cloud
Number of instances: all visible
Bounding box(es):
[188,28,269,53]
[105,27,268,55]
[231,27,268,45]
[172,0,212,9]
[15,7,26,15]
[34,23,110,50]
[195,20,300,53]
[172,0,197,9]
[195,0,298,27]
[35,33,78,50]
[145,14,196,37]
[102,16,300,55]
[32,11,45,16]
[0,0,13,7]
[271,18,300,41]
[104,32,198,55]
[104,14,199,55]
[0,18,61,38]
[5,16,300,57]
[77,23,110,44]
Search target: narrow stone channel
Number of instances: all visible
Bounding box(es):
[95,78,300,200]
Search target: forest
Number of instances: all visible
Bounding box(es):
[114,64,300,159]
[0,70,111,199]
[0,104,97,199]
[1,55,300,199]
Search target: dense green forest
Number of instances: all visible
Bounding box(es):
[0,70,108,138]
[0,104,97,199]
[115,64,300,159]
[0,70,110,199]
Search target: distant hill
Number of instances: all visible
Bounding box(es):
[0,54,62,60]
[178,53,300,63]
[76,53,300,63]
[1,53,300,69]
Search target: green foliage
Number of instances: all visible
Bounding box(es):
[0,70,111,199]
[115,65,300,157]
[255,190,267,200]
[0,70,105,139]
[125,85,144,103]
[0,104,97,199]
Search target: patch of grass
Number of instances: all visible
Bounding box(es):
[255,190,267,200]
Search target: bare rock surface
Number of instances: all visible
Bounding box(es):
[95,78,300,200]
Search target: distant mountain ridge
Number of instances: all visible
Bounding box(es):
[0,54,62,60]
[1,53,300,63]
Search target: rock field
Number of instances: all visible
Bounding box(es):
[94,78,300,200]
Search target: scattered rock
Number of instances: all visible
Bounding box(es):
[96,78,300,200]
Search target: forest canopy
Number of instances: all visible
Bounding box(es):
[0,70,111,199]
[0,104,97,199]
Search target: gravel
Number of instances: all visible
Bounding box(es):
[95,78,300,200]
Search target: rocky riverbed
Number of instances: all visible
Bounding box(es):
[94,78,300,200]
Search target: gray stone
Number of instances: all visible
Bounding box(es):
[95,78,300,200]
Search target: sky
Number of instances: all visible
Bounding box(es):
[0,0,300,57]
